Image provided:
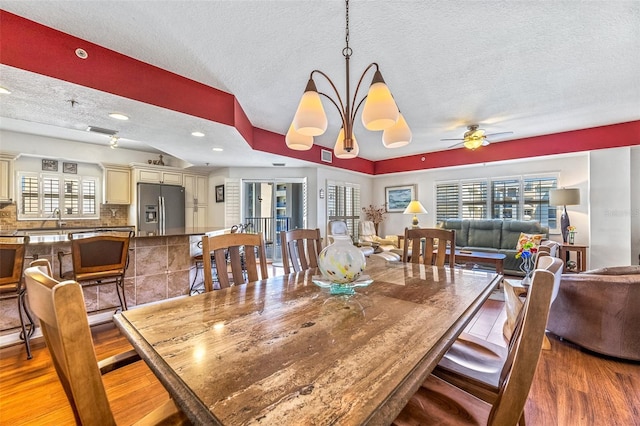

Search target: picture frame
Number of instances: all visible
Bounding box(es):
[215,184,225,203]
[385,184,416,212]
[42,159,58,172]
[63,162,77,174]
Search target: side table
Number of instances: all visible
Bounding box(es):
[503,278,551,350]
[559,243,588,272]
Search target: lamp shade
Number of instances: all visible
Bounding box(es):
[285,124,313,150]
[403,200,428,215]
[382,113,412,148]
[334,128,359,159]
[292,79,328,136]
[549,188,580,206]
[361,71,399,131]
[463,137,484,150]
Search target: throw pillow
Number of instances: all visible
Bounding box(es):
[515,232,543,251]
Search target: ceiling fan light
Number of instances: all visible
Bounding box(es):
[463,138,483,150]
[292,78,327,136]
[362,71,399,131]
[285,123,313,150]
[334,127,359,159]
[382,113,412,148]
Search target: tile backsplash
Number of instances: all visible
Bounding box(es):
[0,203,130,231]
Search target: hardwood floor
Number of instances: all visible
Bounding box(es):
[1,299,638,425]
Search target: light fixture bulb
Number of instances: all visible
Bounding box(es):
[108,113,129,121]
[463,138,483,150]
[362,71,399,131]
[285,123,313,150]
[292,78,327,136]
[382,113,412,148]
[334,128,359,159]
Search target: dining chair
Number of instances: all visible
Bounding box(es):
[280,228,322,274]
[393,265,556,426]
[23,262,189,425]
[58,230,134,312]
[0,236,34,359]
[430,257,563,409]
[202,232,268,291]
[402,227,456,267]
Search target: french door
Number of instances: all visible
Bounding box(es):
[242,178,307,262]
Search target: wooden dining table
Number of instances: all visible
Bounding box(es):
[113,256,502,425]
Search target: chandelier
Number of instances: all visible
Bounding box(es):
[286,0,411,159]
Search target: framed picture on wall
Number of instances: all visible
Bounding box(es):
[385,185,416,212]
[215,184,225,203]
[42,159,58,172]
[63,162,78,174]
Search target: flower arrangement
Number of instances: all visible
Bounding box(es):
[515,235,539,259]
[362,204,388,224]
[567,226,577,233]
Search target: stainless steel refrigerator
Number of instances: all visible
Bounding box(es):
[137,183,185,235]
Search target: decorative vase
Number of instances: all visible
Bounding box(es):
[317,234,366,295]
[568,231,576,245]
[519,252,534,286]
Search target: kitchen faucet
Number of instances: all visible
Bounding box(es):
[54,208,65,228]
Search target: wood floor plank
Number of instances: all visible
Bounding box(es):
[1,302,638,425]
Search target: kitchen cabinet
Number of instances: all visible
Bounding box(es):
[136,168,182,185]
[184,173,208,227]
[0,156,13,203]
[103,165,131,204]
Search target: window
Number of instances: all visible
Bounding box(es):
[327,181,361,239]
[17,172,99,220]
[436,175,558,229]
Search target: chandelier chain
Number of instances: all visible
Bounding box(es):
[343,0,351,58]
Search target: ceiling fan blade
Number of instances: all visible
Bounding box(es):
[448,141,464,149]
[440,138,464,141]
[485,131,514,139]
[481,139,491,146]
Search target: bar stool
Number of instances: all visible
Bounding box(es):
[0,236,34,359]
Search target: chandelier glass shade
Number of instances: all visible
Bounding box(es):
[463,137,484,150]
[286,0,410,158]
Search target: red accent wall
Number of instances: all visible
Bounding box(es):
[2,10,639,176]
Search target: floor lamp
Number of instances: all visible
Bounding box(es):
[549,188,580,243]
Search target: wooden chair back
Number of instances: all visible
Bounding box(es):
[488,265,556,425]
[402,227,456,267]
[280,228,322,274]
[0,236,29,293]
[68,230,133,281]
[202,232,268,291]
[23,265,116,425]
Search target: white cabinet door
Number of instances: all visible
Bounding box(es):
[0,158,12,203]
[184,174,208,206]
[138,168,182,185]
[185,205,208,228]
[162,171,183,185]
[104,167,131,204]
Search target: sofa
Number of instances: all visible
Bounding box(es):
[437,219,552,276]
[547,266,640,361]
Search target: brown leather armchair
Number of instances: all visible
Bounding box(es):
[547,266,640,361]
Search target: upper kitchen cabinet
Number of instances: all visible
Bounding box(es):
[0,155,14,203]
[103,164,131,204]
[183,174,208,207]
[184,173,209,228]
[135,166,183,185]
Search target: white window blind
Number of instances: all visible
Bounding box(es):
[461,181,487,219]
[224,179,241,227]
[327,181,361,239]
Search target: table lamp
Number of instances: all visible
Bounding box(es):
[549,188,580,243]
[403,200,428,228]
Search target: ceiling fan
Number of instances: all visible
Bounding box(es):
[442,124,514,150]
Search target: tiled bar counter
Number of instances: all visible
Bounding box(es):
[0,227,222,337]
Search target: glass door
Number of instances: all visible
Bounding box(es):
[243,178,307,262]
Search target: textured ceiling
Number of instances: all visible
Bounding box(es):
[0,0,639,169]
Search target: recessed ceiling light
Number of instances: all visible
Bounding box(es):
[191,131,205,137]
[212,147,224,152]
[109,113,129,120]
[0,87,11,94]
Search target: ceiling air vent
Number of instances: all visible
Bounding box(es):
[86,126,118,136]
[321,149,332,163]
[272,163,286,167]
